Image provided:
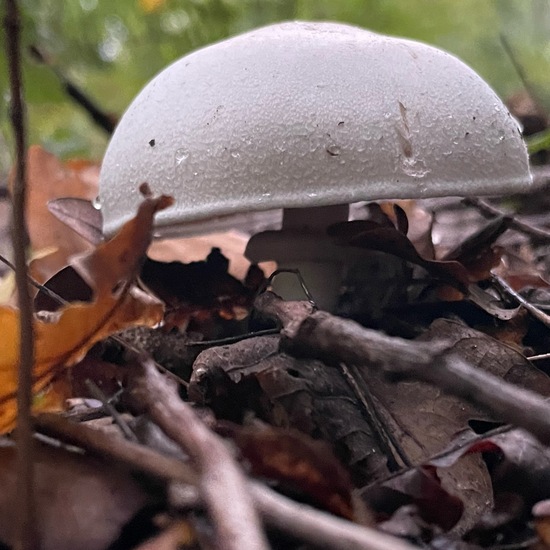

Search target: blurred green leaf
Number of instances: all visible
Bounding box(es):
[527,129,550,155]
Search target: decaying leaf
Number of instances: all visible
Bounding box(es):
[379,201,436,260]
[328,219,470,291]
[140,249,262,334]
[47,197,104,246]
[431,428,550,545]
[355,317,550,530]
[330,211,512,315]
[361,465,464,532]
[217,421,366,522]
[0,193,170,433]
[190,335,390,485]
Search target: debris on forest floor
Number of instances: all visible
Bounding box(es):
[3,145,550,548]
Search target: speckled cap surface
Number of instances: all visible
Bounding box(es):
[99,21,532,238]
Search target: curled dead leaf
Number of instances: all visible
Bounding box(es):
[0,193,171,433]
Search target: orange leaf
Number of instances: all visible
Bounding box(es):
[0,193,171,433]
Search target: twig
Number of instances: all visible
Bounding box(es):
[463,197,550,241]
[186,328,280,348]
[528,352,550,362]
[0,253,67,303]
[259,268,318,308]
[255,292,550,446]
[492,274,550,329]
[130,355,419,550]
[35,413,198,485]
[36,411,419,550]
[84,380,137,442]
[250,481,417,550]
[340,363,410,470]
[132,356,269,550]
[29,45,116,134]
[4,2,38,549]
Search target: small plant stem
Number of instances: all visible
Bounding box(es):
[4,1,38,549]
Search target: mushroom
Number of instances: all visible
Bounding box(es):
[99,21,532,311]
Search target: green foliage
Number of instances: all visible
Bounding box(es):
[1,0,550,170]
[527,128,550,155]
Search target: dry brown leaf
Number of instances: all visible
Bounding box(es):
[140,249,263,335]
[10,146,100,284]
[0,194,171,433]
[217,421,363,522]
[190,335,390,485]
[329,220,471,289]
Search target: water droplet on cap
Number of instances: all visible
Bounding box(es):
[175,148,189,165]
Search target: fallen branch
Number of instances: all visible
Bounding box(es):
[255,292,550,446]
[250,481,416,550]
[131,357,269,550]
[35,413,197,486]
[130,355,420,550]
[37,411,420,549]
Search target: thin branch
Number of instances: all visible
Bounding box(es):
[463,197,550,241]
[250,482,417,550]
[84,380,137,442]
[34,413,198,485]
[132,357,269,550]
[255,292,550,446]
[129,355,420,550]
[340,363,410,470]
[0,253,66,303]
[29,44,116,134]
[36,412,419,550]
[528,352,550,361]
[186,327,280,348]
[4,2,38,549]
[492,274,550,329]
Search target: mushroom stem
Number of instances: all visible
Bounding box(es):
[245,204,350,311]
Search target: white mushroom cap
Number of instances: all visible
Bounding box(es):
[99,21,532,238]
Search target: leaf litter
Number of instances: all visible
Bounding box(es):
[3,146,550,548]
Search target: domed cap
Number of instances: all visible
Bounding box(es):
[99,21,532,238]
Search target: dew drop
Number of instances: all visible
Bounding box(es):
[175,148,189,165]
[92,196,102,210]
[326,144,341,156]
